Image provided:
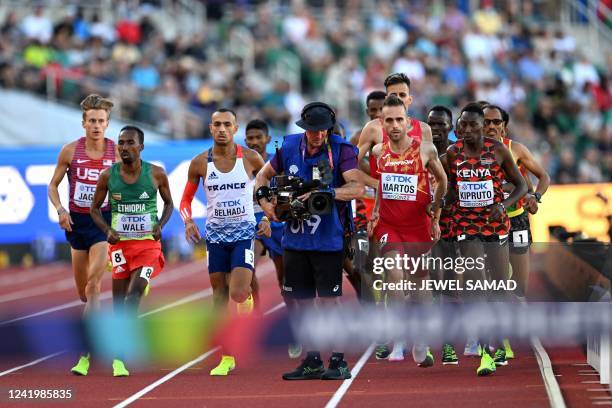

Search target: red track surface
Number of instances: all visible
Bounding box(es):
[0,260,608,407]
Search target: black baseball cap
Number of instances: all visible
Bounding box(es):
[296,103,335,131]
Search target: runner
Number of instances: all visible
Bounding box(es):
[426,105,460,365]
[47,94,117,376]
[90,126,173,377]
[180,108,266,376]
[445,103,527,376]
[369,95,447,366]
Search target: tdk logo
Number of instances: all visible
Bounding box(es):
[121,215,147,222]
[207,182,246,191]
[386,174,413,183]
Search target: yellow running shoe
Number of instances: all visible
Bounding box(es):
[112,359,130,377]
[210,355,235,376]
[71,354,90,376]
[236,293,254,315]
[143,283,150,297]
[503,339,514,359]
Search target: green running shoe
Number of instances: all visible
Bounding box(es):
[321,356,352,380]
[442,344,459,365]
[503,339,514,359]
[71,355,90,376]
[418,348,434,368]
[494,348,508,366]
[112,359,130,377]
[375,344,391,360]
[477,352,496,376]
[282,357,324,380]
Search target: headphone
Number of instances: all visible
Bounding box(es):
[300,102,336,125]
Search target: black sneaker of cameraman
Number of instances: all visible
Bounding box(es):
[283,352,351,380]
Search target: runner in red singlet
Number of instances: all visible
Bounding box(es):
[369,95,447,365]
[47,94,118,376]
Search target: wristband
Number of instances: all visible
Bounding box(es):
[261,216,270,223]
[533,192,542,203]
[255,186,271,204]
[57,207,66,215]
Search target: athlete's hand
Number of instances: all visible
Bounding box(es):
[430,220,441,242]
[106,228,120,245]
[58,208,73,232]
[152,224,162,241]
[257,218,272,238]
[367,212,379,238]
[425,202,440,218]
[523,194,539,214]
[489,203,505,222]
[184,219,202,243]
[260,198,279,222]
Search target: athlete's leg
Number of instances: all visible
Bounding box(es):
[84,241,108,314]
[209,272,229,311]
[70,249,89,303]
[125,267,149,313]
[510,252,529,298]
[228,267,252,304]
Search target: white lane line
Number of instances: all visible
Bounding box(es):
[139,288,213,318]
[0,264,66,287]
[531,337,566,408]
[0,351,65,377]
[583,380,603,383]
[0,262,203,325]
[0,278,75,304]
[114,301,286,408]
[324,343,376,408]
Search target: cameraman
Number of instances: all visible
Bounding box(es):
[255,102,364,380]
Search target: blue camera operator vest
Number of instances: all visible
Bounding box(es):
[277,133,355,252]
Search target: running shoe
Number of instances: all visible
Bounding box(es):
[503,338,515,359]
[321,356,351,380]
[288,343,303,359]
[143,283,150,297]
[71,355,90,376]
[388,342,405,362]
[375,344,391,360]
[210,355,235,376]
[464,339,480,356]
[282,357,324,380]
[236,293,254,315]
[476,352,496,376]
[417,348,434,368]
[442,344,459,365]
[112,359,129,377]
[494,348,508,366]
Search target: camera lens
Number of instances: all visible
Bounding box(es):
[311,194,329,212]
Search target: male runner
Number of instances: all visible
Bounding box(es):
[180,109,266,376]
[47,94,117,376]
[426,105,460,365]
[445,103,527,376]
[369,95,447,365]
[483,104,550,298]
[90,126,173,377]
[357,73,432,188]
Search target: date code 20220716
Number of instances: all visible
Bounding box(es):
[4,389,73,400]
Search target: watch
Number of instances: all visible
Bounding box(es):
[533,192,542,203]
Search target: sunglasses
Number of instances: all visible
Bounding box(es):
[484,119,504,126]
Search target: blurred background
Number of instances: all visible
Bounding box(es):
[0,0,610,266]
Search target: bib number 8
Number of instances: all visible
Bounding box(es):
[111,250,126,267]
[140,266,154,282]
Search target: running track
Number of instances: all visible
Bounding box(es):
[0,261,609,407]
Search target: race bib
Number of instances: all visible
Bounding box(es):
[458,180,494,207]
[244,248,254,267]
[111,249,126,267]
[73,181,108,208]
[140,266,154,282]
[116,213,153,237]
[380,173,417,201]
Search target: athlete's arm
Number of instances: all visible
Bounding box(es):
[181,154,205,243]
[48,143,74,231]
[419,121,432,142]
[367,144,383,237]
[493,143,527,221]
[152,165,173,241]
[444,146,458,207]
[243,147,266,178]
[357,120,377,161]
[334,144,364,201]
[424,143,447,218]
[91,168,118,244]
[255,161,279,222]
[514,142,550,214]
